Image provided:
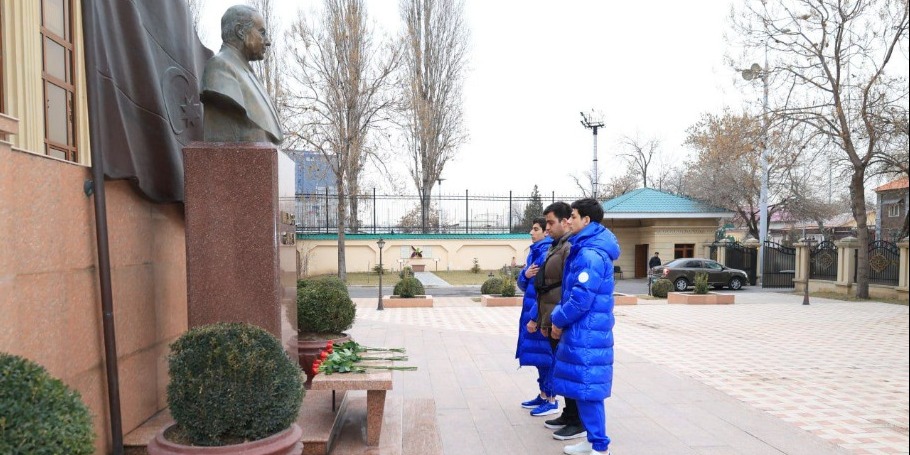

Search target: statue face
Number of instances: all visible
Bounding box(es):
[242,13,269,61]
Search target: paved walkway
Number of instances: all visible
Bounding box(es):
[347,294,908,455]
[414,271,454,287]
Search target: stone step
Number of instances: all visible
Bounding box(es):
[329,395,442,455]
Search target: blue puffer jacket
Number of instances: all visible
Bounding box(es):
[515,236,553,367]
[550,222,621,401]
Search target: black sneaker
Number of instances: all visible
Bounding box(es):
[544,414,572,429]
[552,424,587,440]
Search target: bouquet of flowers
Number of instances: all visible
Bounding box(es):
[310,340,417,376]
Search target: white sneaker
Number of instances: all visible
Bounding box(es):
[591,450,611,455]
[563,440,593,455]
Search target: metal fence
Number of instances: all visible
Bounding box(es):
[723,242,758,286]
[290,190,583,234]
[867,240,900,286]
[762,241,795,288]
[810,240,838,281]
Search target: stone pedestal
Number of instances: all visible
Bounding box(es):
[184,143,298,359]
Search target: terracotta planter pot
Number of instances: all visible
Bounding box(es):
[147,423,303,454]
[298,333,351,388]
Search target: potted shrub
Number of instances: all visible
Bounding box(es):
[297,277,356,387]
[481,276,522,306]
[0,353,95,455]
[383,276,433,308]
[667,272,735,304]
[146,322,304,454]
[650,278,673,298]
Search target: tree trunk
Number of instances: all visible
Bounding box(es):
[337,192,347,282]
[420,183,432,234]
[848,169,869,298]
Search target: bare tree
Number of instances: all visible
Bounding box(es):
[732,0,909,298]
[399,0,470,233]
[683,111,793,240]
[618,135,661,188]
[570,168,607,199]
[601,172,639,200]
[244,0,305,151]
[288,0,400,280]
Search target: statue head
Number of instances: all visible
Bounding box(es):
[220,5,269,62]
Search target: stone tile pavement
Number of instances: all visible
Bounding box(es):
[347,293,908,455]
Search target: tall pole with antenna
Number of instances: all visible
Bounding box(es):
[580,111,604,199]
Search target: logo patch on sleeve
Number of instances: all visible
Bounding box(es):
[578,272,590,283]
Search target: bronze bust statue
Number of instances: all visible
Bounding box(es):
[201,5,283,144]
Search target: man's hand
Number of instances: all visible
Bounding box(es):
[550,326,562,340]
[524,264,539,279]
[526,320,538,333]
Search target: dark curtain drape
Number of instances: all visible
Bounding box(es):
[82,0,212,203]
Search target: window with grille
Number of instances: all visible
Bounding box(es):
[41,0,78,161]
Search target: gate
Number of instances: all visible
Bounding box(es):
[810,241,838,281]
[868,240,900,286]
[762,241,795,288]
[724,242,757,286]
[709,243,718,261]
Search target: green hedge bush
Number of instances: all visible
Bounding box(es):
[0,353,95,455]
[297,277,356,334]
[167,323,303,446]
[481,277,504,295]
[393,277,425,297]
[694,272,710,294]
[651,278,673,298]
[399,266,413,279]
[500,279,517,297]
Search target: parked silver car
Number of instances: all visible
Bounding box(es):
[651,258,749,291]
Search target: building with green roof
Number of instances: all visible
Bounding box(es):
[601,188,734,278]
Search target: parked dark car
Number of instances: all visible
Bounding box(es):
[650,258,749,291]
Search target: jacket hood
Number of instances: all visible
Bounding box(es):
[571,222,620,261]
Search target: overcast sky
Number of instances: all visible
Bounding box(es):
[199,0,746,197]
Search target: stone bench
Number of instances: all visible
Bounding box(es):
[310,370,393,447]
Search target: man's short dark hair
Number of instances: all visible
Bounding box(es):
[571,198,604,223]
[221,5,257,43]
[532,217,546,230]
[543,202,571,220]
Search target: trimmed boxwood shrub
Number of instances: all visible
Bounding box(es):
[480,277,504,295]
[651,278,673,298]
[0,353,95,455]
[166,323,303,446]
[500,279,517,297]
[297,278,356,334]
[393,277,425,297]
[399,266,413,279]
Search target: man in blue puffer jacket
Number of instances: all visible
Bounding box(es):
[515,217,556,413]
[550,198,620,455]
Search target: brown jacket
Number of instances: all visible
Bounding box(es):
[535,235,571,329]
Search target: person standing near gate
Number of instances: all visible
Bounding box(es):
[648,251,661,269]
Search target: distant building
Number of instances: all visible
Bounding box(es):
[284,150,338,232]
[875,177,909,241]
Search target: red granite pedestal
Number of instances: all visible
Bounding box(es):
[184,143,298,359]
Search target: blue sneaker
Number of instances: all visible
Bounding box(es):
[521,395,548,409]
[530,400,560,416]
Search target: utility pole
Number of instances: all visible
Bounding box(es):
[741,44,771,288]
[580,110,604,199]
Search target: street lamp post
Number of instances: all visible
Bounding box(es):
[376,237,386,311]
[580,110,605,198]
[741,46,770,288]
